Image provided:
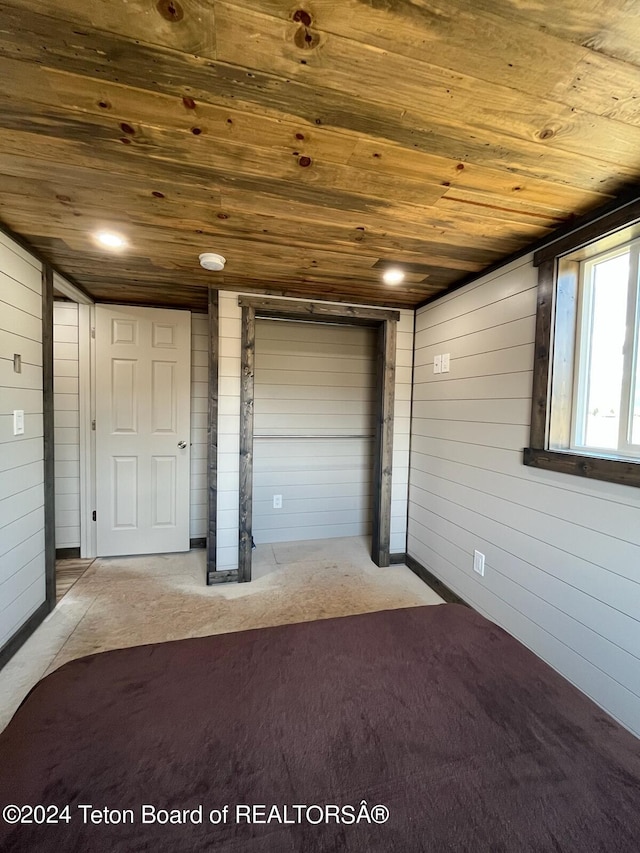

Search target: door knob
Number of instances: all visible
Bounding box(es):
[178,440,187,449]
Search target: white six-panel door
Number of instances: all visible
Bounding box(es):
[95,305,191,556]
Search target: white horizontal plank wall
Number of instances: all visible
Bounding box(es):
[217,293,241,570]
[408,253,640,737]
[391,309,413,555]
[0,233,45,650]
[53,300,80,549]
[253,319,376,544]
[190,313,208,541]
[216,293,414,570]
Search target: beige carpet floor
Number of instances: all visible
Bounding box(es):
[0,536,442,732]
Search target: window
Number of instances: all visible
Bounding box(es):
[572,242,640,458]
[524,200,640,487]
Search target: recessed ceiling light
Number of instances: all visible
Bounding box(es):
[95,231,127,250]
[199,252,226,271]
[383,267,405,285]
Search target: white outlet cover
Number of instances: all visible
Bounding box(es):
[273,494,283,509]
[441,353,450,373]
[473,549,485,577]
[433,354,442,374]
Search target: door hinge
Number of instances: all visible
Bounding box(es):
[91,327,95,339]
[92,510,96,521]
[91,419,96,431]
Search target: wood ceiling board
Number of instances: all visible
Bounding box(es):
[549,51,640,128]
[0,127,535,255]
[0,167,493,272]
[212,3,640,168]
[223,0,586,98]
[347,138,613,213]
[23,232,438,294]
[3,4,639,193]
[468,0,640,67]
[9,0,219,58]
[35,63,609,218]
[1,1,640,308]
[435,191,575,228]
[228,0,640,130]
[0,175,551,247]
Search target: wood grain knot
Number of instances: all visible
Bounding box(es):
[298,155,312,167]
[157,0,184,22]
[120,122,135,135]
[152,191,165,198]
[191,127,202,135]
[292,9,312,26]
[294,16,320,50]
[295,132,305,140]
[97,100,111,109]
[456,163,465,170]
[182,96,196,110]
[296,29,320,49]
[538,128,555,140]
[217,213,229,219]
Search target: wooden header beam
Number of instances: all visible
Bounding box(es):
[238,296,400,325]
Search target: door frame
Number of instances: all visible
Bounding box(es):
[78,302,96,558]
[237,296,399,583]
[52,272,96,560]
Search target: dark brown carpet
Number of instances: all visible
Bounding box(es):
[1,604,639,851]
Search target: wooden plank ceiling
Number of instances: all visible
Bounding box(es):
[2,1,640,310]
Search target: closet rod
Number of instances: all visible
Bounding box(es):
[254,434,374,440]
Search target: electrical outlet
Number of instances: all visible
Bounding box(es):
[13,410,24,436]
[441,353,450,373]
[433,354,442,374]
[473,550,485,577]
[273,494,282,509]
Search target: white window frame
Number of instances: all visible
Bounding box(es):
[570,238,640,461]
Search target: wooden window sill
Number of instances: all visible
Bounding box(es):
[523,448,640,488]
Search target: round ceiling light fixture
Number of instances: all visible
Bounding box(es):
[95,230,127,250]
[199,252,226,271]
[383,267,405,285]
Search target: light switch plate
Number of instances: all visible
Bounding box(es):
[273,494,283,509]
[441,353,450,373]
[433,354,442,374]
[13,410,25,436]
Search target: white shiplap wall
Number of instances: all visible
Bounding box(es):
[253,319,376,544]
[190,313,208,541]
[53,301,80,549]
[216,292,414,569]
[408,254,640,737]
[0,233,45,650]
[391,310,413,555]
[217,294,242,570]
